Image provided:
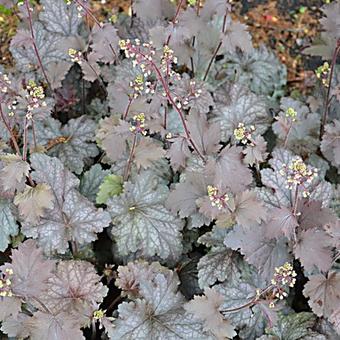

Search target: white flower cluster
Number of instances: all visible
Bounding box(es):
[207,185,229,210]
[280,157,318,197]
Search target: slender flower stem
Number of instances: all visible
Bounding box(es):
[124,134,137,181]
[24,0,51,89]
[283,120,293,147]
[74,0,118,61]
[22,117,29,161]
[166,0,185,45]
[196,0,201,15]
[203,42,222,81]
[75,0,101,27]
[222,300,256,314]
[0,106,35,187]
[292,185,299,216]
[221,285,273,314]
[31,120,37,150]
[70,240,79,257]
[203,11,228,81]
[82,78,86,115]
[163,105,168,129]
[0,105,21,156]
[291,185,300,243]
[320,40,340,137]
[107,295,122,313]
[85,59,108,93]
[123,97,133,120]
[130,0,134,28]
[150,60,205,161]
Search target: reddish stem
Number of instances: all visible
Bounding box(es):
[221,285,273,314]
[203,11,228,81]
[292,185,299,216]
[74,0,118,61]
[0,105,35,186]
[203,42,222,81]
[283,120,293,147]
[31,119,37,149]
[320,40,340,137]
[24,0,51,89]
[123,97,133,120]
[124,133,137,181]
[0,105,21,155]
[196,0,201,15]
[163,105,168,129]
[166,0,185,45]
[22,117,28,161]
[150,60,205,161]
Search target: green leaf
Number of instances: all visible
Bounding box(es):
[96,174,123,205]
[0,199,18,251]
[0,4,12,15]
[107,171,184,260]
[79,164,110,203]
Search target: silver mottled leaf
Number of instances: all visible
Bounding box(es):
[212,83,269,142]
[10,22,67,72]
[22,154,110,253]
[34,116,98,174]
[26,311,85,340]
[261,148,333,208]
[197,227,240,289]
[107,171,184,260]
[264,312,317,340]
[23,189,111,253]
[0,199,18,251]
[223,45,287,97]
[216,266,268,339]
[40,0,81,36]
[41,260,108,325]
[198,249,240,290]
[110,269,210,339]
[224,223,292,283]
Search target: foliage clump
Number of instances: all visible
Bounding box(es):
[0,0,339,339]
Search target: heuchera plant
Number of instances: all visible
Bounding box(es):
[0,0,339,339]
